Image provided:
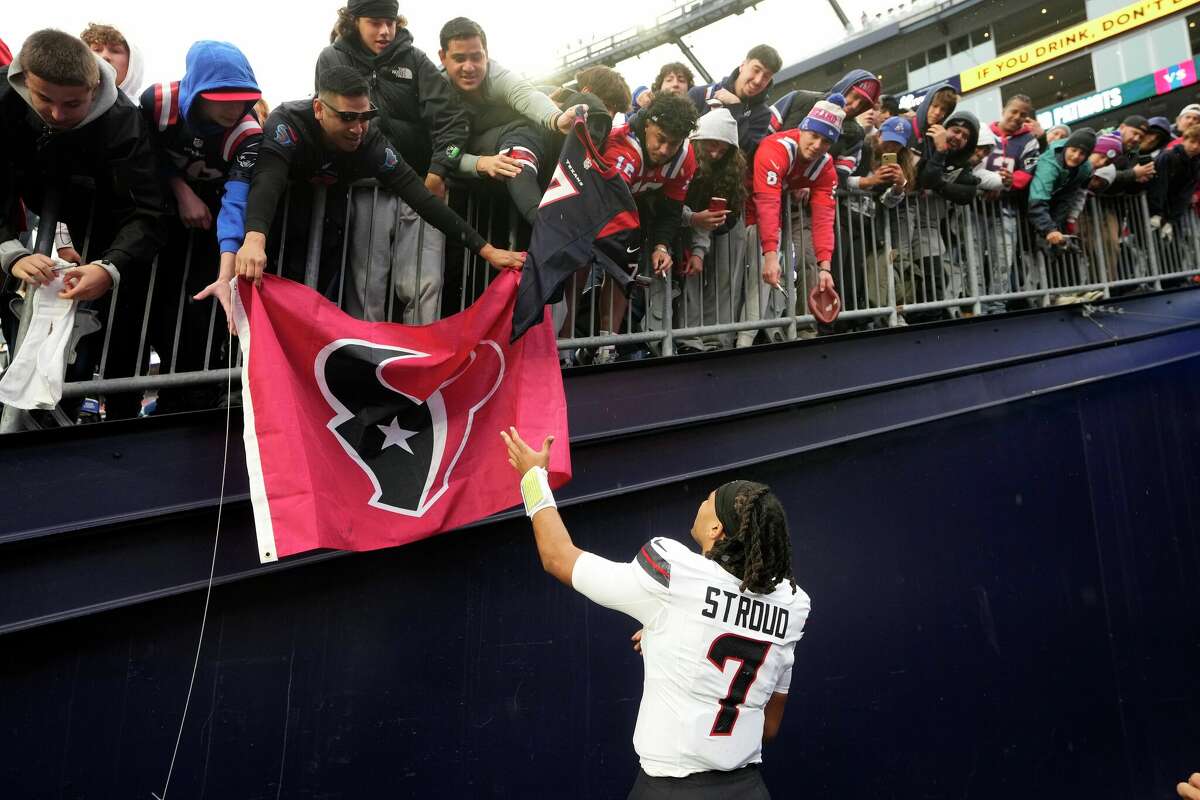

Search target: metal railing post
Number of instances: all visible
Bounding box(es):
[1087,196,1111,299]
[963,201,983,316]
[884,210,898,327]
[662,269,675,357]
[303,184,327,290]
[1137,192,1163,291]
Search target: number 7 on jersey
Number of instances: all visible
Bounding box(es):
[706,633,773,736]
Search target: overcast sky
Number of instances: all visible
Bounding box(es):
[3,0,886,103]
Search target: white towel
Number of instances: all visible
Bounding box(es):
[0,269,77,410]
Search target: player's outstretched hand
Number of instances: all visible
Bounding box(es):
[501,426,552,475]
[1179,773,1200,800]
[631,629,643,655]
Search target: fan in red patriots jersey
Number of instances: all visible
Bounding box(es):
[598,93,698,335]
[749,94,846,296]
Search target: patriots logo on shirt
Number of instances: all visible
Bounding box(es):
[274,123,297,147]
[314,339,505,515]
[382,147,399,171]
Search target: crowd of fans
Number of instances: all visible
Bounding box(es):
[2,0,1200,421]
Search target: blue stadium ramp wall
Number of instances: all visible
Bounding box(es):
[1,289,1198,800]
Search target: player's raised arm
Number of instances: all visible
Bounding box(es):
[501,427,581,585]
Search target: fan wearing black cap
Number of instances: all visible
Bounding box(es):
[501,427,811,800]
[236,66,524,287]
[1028,128,1096,247]
[317,0,471,323]
[1104,114,1156,193]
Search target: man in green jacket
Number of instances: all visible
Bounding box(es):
[438,17,577,224]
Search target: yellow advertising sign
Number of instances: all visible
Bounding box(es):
[960,0,1200,92]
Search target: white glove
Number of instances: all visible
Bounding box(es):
[1161,221,1174,242]
[1149,214,1162,231]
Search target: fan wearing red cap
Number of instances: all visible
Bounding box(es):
[747,94,845,328]
[137,40,264,412]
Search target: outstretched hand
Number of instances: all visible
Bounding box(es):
[501,426,552,475]
[194,278,236,335]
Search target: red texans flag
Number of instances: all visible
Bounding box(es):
[231,271,570,563]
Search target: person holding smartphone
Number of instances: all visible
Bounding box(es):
[663,108,746,352]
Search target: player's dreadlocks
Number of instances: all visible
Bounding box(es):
[707,481,797,595]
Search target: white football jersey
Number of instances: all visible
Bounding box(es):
[572,536,811,778]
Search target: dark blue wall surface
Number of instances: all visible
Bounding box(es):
[2,301,1199,799]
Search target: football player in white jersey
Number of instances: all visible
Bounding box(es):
[501,427,811,799]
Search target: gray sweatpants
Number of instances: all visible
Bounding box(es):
[342,187,447,324]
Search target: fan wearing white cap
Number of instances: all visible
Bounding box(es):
[970,125,1005,193]
[1175,103,1200,138]
[747,93,845,296]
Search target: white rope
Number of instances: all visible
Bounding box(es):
[152,330,235,800]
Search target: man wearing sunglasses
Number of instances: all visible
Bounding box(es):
[238,65,524,290]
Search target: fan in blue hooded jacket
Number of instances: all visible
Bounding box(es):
[138,40,263,412]
[140,41,262,261]
[767,69,882,188]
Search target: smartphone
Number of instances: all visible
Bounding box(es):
[1137,154,1154,166]
[708,196,728,213]
[881,152,897,166]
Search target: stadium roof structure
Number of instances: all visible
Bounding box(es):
[773,0,983,84]
[541,0,768,86]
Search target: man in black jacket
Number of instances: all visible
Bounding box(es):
[316,0,470,322]
[686,44,780,160]
[235,66,523,288]
[908,109,979,321]
[0,29,167,420]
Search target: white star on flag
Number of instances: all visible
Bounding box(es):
[377,417,418,454]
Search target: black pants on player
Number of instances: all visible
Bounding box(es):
[627,764,771,799]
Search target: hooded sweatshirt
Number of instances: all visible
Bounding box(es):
[908,81,957,158]
[1149,141,1200,225]
[120,42,146,102]
[983,119,1040,192]
[0,54,166,278]
[316,27,468,178]
[916,109,980,205]
[767,69,878,186]
[1027,139,1094,235]
[140,41,263,254]
[687,65,774,157]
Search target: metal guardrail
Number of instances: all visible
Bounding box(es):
[3,177,1199,429]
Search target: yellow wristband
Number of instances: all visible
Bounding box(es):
[520,466,556,518]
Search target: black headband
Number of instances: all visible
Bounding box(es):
[349,0,399,18]
[714,480,753,537]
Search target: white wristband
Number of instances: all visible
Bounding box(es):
[520,466,556,518]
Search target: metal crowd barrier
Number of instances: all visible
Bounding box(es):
[4,178,1200,430]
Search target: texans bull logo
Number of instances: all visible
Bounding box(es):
[314,339,505,515]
